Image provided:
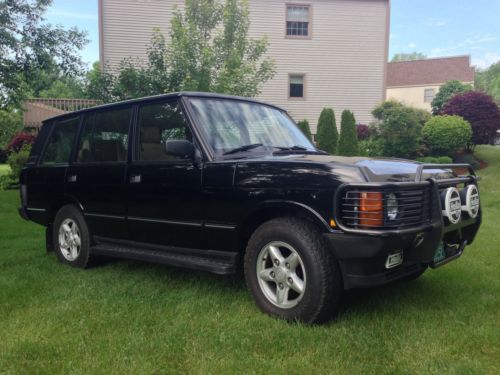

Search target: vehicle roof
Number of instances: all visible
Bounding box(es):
[42,91,287,124]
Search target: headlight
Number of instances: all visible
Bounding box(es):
[386,193,398,220]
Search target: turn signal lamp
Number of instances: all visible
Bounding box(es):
[359,192,383,227]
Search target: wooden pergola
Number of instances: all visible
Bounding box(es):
[23,98,100,130]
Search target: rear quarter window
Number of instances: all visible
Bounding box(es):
[40,116,80,165]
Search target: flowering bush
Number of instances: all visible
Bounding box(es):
[6,132,37,153]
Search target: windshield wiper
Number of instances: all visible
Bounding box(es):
[274,145,308,151]
[223,143,263,155]
[273,145,328,155]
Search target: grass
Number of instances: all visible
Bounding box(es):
[0,164,10,176]
[0,146,499,374]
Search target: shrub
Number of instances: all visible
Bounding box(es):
[372,100,430,126]
[0,144,31,190]
[0,110,23,162]
[296,119,312,141]
[453,153,481,170]
[415,156,453,164]
[356,124,370,140]
[359,138,384,157]
[422,115,472,156]
[6,132,37,153]
[338,110,358,156]
[442,91,500,149]
[378,107,422,158]
[316,108,338,154]
[431,80,472,115]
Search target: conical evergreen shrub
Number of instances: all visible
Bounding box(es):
[297,119,312,141]
[338,110,359,156]
[316,108,338,154]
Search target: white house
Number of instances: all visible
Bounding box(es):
[99,0,390,135]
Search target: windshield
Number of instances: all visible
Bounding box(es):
[188,98,316,158]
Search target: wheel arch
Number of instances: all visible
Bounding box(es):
[236,200,331,253]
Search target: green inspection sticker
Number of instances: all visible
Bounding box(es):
[433,243,446,263]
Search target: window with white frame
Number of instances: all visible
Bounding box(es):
[424,88,435,103]
[289,75,304,97]
[286,5,310,37]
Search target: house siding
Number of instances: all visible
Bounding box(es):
[100,0,389,133]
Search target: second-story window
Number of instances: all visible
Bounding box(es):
[286,5,310,37]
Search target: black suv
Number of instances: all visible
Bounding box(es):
[19,92,481,323]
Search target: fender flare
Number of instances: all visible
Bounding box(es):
[242,199,333,233]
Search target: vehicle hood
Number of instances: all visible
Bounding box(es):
[233,154,455,187]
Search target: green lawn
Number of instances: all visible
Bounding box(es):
[0,147,499,373]
[0,164,10,176]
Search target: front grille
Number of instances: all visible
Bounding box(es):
[339,187,432,229]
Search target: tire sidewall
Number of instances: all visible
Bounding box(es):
[52,205,91,268]
[245,219,336,322]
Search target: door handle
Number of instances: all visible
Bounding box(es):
[68,175,77,183]
[130,174,142,184]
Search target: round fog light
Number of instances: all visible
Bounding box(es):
[461,184,480,218]
[441,187,462,224]
[386,193,398,220]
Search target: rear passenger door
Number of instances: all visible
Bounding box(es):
[25,117,80,223]
[65,107,132,240]
[126,99,203,248]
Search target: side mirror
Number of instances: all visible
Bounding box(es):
[164,140,196,159]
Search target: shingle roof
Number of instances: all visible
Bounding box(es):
[387,55,475,87]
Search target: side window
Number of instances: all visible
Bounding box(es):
[77,107,131,163]
[138,100,192,161]
[40,117,79,165]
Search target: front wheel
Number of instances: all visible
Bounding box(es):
[244,218,343,324]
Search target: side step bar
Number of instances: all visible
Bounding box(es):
[90,237,238,275]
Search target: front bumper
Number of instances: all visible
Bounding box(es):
[18,206,29,221]
[325,215,480,290]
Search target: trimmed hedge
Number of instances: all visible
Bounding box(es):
[415,156,453,164]
[338,110,358,156]
[316,108,338,154]
[422,115,472,155]
[296,119,312,141]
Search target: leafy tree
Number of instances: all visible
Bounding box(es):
[0,0,88,107]
[475,62,500,101]
[391,52,427,62]
[422,115,472,156]
[98,0,275,101]
[39,77,85,99]
[296,120,312,141]
[316,108,338,154]
[379,107,422,158]
[338,110,358,156]
[431,80,472,115]
[442,91,500,149]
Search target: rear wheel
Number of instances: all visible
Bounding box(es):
[52,205,93,268]
[244,217,343,324]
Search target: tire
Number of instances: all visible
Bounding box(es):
[52,205,93,268]
[244,217,343,324]
[400,266,427,282]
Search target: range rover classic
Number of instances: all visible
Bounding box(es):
[19,92,481,323]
